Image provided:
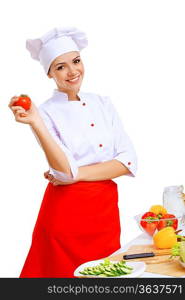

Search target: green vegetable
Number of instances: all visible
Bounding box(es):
[79,259,133,277]
[170,241,185,263]
[102,258,110,266]
[179,241,185,263]
[171,242,180,257]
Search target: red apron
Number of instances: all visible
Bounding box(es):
[19,180,121,278]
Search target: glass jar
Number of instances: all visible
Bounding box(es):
[163,185,185,218]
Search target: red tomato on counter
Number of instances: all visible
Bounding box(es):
[140,212,159,236]
[13,94,31,110]
[157,214,178,231]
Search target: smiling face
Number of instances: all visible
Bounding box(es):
[48,51,84,99]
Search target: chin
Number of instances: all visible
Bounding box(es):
[71,81,82,91]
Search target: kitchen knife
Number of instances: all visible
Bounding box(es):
[123,252,155,260]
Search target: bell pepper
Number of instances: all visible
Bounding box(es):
[153,227,177,249]
[140,212,159,236]
[149,205,167,219]
[157,213,178,231]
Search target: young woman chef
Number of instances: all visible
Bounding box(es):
[9,27,137,278]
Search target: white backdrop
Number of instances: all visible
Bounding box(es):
[1,0,185,277]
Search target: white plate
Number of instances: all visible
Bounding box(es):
[74,259,146,278]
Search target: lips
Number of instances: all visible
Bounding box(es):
[66,75,80,83]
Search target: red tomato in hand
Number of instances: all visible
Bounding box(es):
[157,214,178,231]
[13,94,31,110]
[140,212,159,236]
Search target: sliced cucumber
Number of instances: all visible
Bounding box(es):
[79,259,133,277]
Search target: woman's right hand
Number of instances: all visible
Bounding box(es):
[44,170,79,185]
[8,96,42,126]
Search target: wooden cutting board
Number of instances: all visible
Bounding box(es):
[108,244,185,277]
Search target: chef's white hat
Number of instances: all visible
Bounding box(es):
[26,26,88,74]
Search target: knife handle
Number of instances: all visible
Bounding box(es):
[123,252,155,260]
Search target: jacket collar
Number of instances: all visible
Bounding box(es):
[52,89,83,102]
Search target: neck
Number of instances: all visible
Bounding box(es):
[68,95,80,101]
[67,91,80,101]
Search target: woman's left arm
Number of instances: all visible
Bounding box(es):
[45,159,131,185]
[76,159,131,181]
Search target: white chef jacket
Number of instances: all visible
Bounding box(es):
[37,89,137,182]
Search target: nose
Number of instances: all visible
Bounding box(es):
[67,64,78,77]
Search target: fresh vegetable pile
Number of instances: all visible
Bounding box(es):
[171,241,185,263]
[79,258,133,277]
[140,205,178,236]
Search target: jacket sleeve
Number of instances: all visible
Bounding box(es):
[103,96,138,177]
[31,106,78,182]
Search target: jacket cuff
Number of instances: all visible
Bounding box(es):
[49,164,78,182]
[114,154,137,177]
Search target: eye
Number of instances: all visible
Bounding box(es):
[74,59,81,64]
[57,65,64,70]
